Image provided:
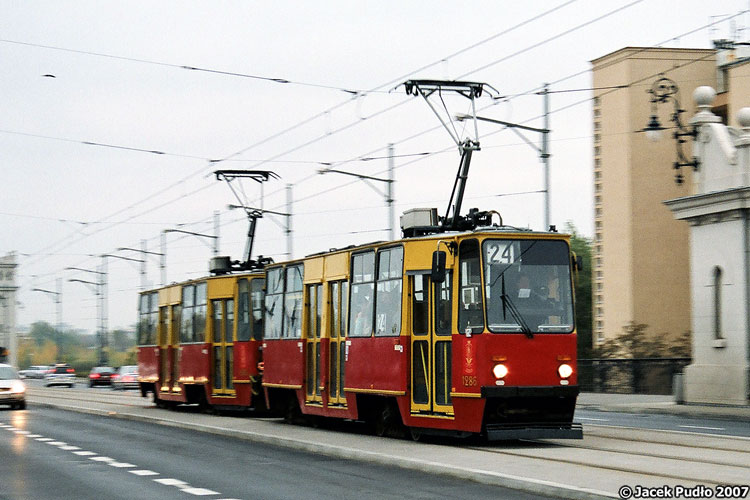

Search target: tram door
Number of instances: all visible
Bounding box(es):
[410,273,453,415]
[211,299,235,396]
[158,306,169,391]
[160,304,180,393]
[305,284,322,404]
[327,281,348,406]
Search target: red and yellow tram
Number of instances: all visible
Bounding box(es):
[137,80,582,440]
[137,272,266,410]
[261,225,581,440]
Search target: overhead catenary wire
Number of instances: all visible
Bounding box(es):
[17,5,743,295]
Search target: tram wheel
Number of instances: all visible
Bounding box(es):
[409,428,423,442]
[283,397,303,425]
[374,401,405,438]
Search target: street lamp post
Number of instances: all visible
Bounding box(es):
[641,76,706,184]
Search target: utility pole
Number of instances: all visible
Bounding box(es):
[542,83,551,230]
[286,184,293,259]
[388,143,395,240]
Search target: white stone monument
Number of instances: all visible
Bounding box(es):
[665,87,750,405]
[0,252,18,368]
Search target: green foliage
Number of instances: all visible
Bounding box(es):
[593,322,691,358]
[564,222,593,358]
[20,321,136,371]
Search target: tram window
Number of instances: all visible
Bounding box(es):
[226,299,234,342]
[349,252,375,337]
[264,268,284,340]
[251,278,264,341]
[375,247,403,337]
[412,275,428,335]
[237,279,251,342]
[340,281,349,337]
[284,265,304,339]
[138,294,148,345]
[212,300,223,342]
[435,271,452,336]
[194,283,207,343]
[181,285,195,343]
[458,239,484,335]
[148,292,158,344]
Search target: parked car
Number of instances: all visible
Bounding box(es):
[44,363,76,388]
[0,363,26,410]
[88,366,115,387]
[18,365,50,379]
[112,365,139,390]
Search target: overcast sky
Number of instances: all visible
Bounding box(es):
[2,1,749,335]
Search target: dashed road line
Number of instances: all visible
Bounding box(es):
[1,422,234,499]
[154,478,189,487]
[679,424,725,431]
[129,470,159,476]
[182,487,220,496]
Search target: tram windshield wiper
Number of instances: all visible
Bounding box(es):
[500,293,533,338]
[500,275,533,338]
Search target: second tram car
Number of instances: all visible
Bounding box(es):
[137,271,266,410]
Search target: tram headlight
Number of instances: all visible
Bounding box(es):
[492,363,508,379]
[557,363,573,379]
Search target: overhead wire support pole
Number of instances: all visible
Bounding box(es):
[67,266,107,365]
[32,278,62,333]
[455,83,552,231]
[317,152,396,239]
[117,241,164,291]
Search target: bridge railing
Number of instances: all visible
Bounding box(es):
[578,358,691,395]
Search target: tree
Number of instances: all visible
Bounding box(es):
[593,322,691,358]
[565,222,593,358]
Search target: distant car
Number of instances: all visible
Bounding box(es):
[88,366,115,387]
[0,363,27,410]
[18,365,50,379]
[112,365,139,391]
[44,364,76,388]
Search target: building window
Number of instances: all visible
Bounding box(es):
[713,266,723,340]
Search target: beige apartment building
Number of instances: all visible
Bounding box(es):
[590,43,750,347]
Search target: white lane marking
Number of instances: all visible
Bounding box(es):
[14,430,31,435]
[90,456,116,462]
[679,424,725,431]
[182,487,220,496]
[74,451,97,456]
[154,478,189,487]
[129,470,160,476]
[576,417,610,421]
[48,441,67,446]
[35,438,53,442]
[26,434,42,438]
[60,445,81,451]
[108,462,136,468]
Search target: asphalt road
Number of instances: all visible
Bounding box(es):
[0,405,557,500]
[574,408,750,438]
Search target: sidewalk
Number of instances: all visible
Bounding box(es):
[577,392,750,421]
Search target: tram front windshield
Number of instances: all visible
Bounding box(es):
[483,239,574,334]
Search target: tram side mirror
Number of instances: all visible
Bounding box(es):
[432,250,446,284]
[572,255,583,271]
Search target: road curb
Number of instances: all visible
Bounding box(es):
[28,399,615,500]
